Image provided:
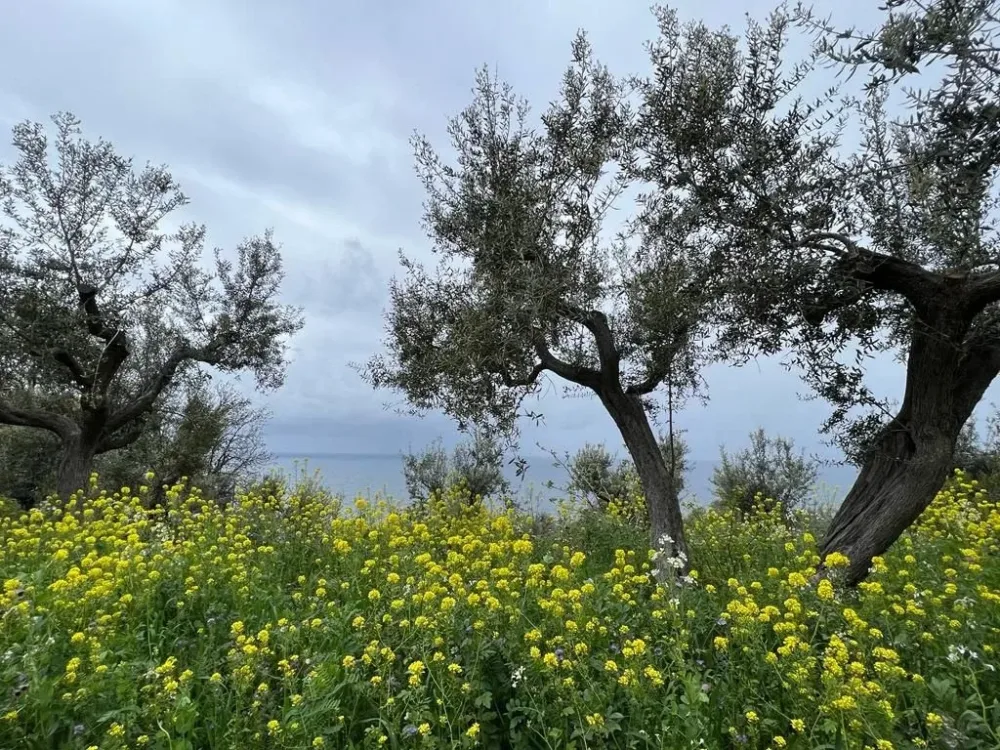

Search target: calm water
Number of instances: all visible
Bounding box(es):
[263,453,859,513]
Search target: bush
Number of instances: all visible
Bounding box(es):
[402,430,509,505]
[710,428,819,521]
[954,413,1000,498]
[0,425,60,508]
[565,434,689,512]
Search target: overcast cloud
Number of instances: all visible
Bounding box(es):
[2,0,997,463]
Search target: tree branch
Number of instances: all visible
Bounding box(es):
[77,283,131,396]
[966,270,1000,316]
[798,234,941,322]
[0,399,76,438]
[558,302,621,379]
[25,346,94,390]
[78,283,122,341]
[534,336,602,389]
[105,340,224,433]
[800,285,868,327]
[52,349,94,389]
[954,338,1000,423]
[625,367,667,396]
[94,420,146,454]
[499,362,547,388]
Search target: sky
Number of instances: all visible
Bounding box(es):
[1,0,997,465]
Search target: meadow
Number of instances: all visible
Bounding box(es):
[0,471,997,750]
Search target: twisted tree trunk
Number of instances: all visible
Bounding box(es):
[821,315,999,584]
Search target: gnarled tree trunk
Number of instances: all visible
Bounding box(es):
[821,316,999,585]
[599,386,689,567]
[55,420,104,499]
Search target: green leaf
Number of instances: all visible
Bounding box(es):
[474,690,493,708]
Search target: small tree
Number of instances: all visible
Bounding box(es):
[402,430,510,503]
[954,419,991,477]
[363,38,713,562]
[566,442,633,509]
[710,428,819,520]
[198,383,274,500]
[402,439,449,501]
[0,113,303,498]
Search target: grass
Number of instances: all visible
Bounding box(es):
[0,470,997,749]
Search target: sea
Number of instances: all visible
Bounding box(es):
[263,453,860,514]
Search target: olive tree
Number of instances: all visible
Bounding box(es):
[0,113,303,498]
[363,39,712,561]
[631,0,1000,583]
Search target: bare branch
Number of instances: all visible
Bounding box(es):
[534,337,602,389]
[105,340,226,433]
[799,236,943,321]
[557,303,621,379]
[94,419,146,454]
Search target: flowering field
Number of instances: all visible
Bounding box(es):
[1,471,998,750]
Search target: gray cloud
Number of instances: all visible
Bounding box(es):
[2,0,998,469]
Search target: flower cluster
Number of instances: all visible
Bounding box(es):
[0,469,996,749]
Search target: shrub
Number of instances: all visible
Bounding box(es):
[710,428,819,520]
[402,430,509,505]
[565,434,689,513]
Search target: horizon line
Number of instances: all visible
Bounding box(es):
[270,451,855,466]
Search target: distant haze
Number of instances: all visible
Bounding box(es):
[264,452,858,513]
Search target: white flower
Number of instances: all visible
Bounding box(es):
[511,665,525,688]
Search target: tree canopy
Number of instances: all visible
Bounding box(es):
[628,0,1000,581]
[0,113,303,496]
[363,37,715,559]
[365,0,1000,582]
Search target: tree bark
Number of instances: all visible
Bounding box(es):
[55,418,106,499]
[598,386,689,568]
[821,316,999,585]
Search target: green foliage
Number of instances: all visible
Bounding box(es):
[566,433,689,510]
[248,459,344,512]
[709,428,819,521]
[954,412,1000,498]
[0,425,60,507]
[360,28,716,558]
[1,473,997,749]
[0,112,302,493]
[629,0,1000,464]
[402,430,510,504]
[565,443,633,508]
[0,387,77,506]
[0,379,272,507]
[362,39,712,432]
